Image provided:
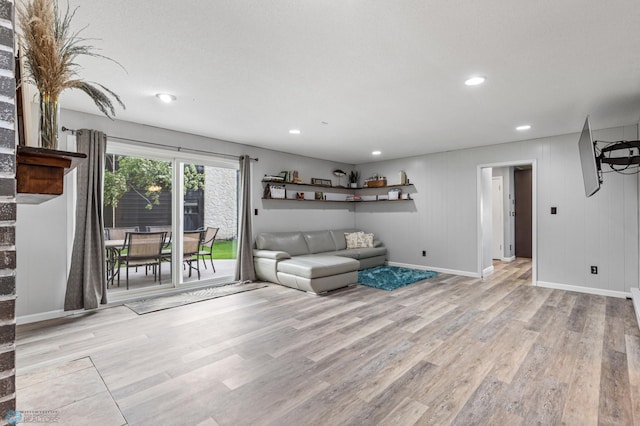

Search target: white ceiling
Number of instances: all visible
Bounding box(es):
[55,0,640,164]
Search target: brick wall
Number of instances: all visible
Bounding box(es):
[0,0,15,422]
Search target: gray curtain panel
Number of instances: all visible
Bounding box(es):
[65,130,107,310]
[235,155,256,282]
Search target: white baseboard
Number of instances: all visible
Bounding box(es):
[536,281,631,299]
[631,288,640,331]
[482,265,494,277]
[386,261,480,278]
[501,256,516,262]
[17,309,68,325]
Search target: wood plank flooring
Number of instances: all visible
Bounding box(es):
[15,259,640,425]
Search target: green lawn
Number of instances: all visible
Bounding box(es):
[114,240,237,260]
[205,239,237,260]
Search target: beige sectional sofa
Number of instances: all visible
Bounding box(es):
[253,229,386,294]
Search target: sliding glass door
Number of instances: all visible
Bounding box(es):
[179,161,238,285]
[104,142,238,297]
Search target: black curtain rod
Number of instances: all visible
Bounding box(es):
[61,126,258,162]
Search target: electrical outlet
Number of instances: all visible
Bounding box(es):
[590,266,598,274]
[422,250,426,257]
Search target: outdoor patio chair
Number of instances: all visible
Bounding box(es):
[119,231,166,289]
[198,227,219,272]
[183,231,202,280]
[106,226,139,241]
[147,225,172,248]
[105,227,138,287]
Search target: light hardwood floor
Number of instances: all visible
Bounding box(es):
[16,259,640,425]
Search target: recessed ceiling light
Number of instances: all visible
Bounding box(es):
[464,76,486,86]
[516,125,532,131]
[156,93,176,103]
[372,150,382,156]
[289,129,301,135]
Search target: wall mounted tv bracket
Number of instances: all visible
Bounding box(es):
[596,140,640,172]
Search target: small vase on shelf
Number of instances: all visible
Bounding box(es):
[348,170,360,189]
[39,91,59,150]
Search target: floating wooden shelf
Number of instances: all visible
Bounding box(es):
[261,179,413,190]
[262,197,412,203]
[16,145,86,204]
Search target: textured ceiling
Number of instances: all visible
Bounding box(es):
[51,1,640,164]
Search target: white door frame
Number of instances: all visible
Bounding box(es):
[476,160,537,284]
[492,176,504,260]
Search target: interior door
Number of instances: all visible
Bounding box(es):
[514,168,532,258]
[492,177,504,259]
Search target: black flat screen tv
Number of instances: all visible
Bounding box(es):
[578,116,600,197]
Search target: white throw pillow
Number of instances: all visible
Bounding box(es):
[345,232,374,249]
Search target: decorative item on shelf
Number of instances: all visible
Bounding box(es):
[348,170,360,188]
[364,174,387,187]
[263,174,284,182]
[292,170,302,183]
[263,184,285,199]
[296,192,305,200]
[399,170,408,185]
[315,191,323,200]
[272,186,285,199]
[17,0,125,149]
[388,188,401,200]
[333,169,346,187]
[310,178,332,186]
[279,171,290,182]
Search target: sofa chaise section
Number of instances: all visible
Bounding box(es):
[253,229,386,294]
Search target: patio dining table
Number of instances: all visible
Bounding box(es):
[105,239,125,286]
[105,238,174,286]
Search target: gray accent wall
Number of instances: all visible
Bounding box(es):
[356,124,639,295]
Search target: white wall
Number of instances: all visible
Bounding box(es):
[480,168,493,274]
[16,110,356,321]
[16,136,76,322]
[356,124,639,296]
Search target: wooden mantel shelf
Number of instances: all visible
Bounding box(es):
[16,145,87,204]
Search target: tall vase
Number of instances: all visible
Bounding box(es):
[39,92,59,150]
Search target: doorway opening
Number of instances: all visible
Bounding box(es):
[478,160,536,285]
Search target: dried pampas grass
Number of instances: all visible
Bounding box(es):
[17,0,125,119]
